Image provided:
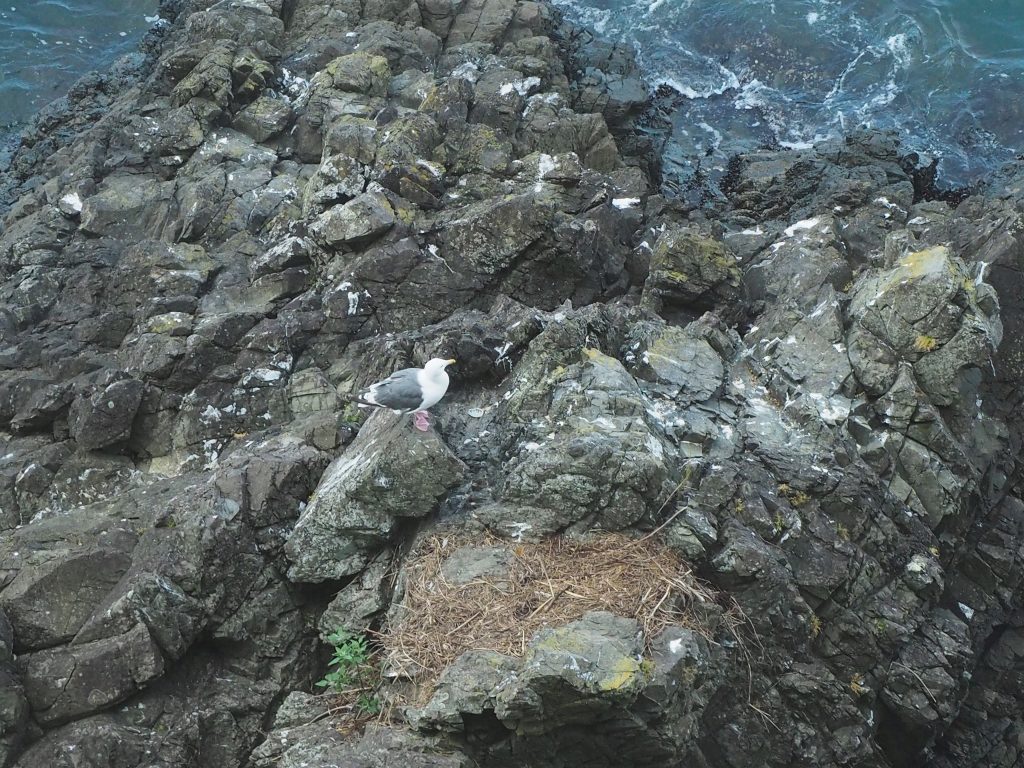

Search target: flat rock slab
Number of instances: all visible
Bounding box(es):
[18,623,164,726]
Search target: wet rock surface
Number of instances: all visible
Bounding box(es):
[0,1,1022,767]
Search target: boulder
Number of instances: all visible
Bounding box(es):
[310,191,396,247]
[233,96,293,142]
[69,377,145,451]
[19,623,164,726]
[285,410,466,581]
[642,227,742,319]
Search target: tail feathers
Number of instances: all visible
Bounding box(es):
[338,391,384,409]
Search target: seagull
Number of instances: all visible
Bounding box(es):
[356,358,456,431]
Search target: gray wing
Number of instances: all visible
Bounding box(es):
[364,368,424,411]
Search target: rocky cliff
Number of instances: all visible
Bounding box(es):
[1,0,1023,766]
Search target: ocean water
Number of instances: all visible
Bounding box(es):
[2,1,1022,188]
[556,0,1024,186]
[1,0,157,133]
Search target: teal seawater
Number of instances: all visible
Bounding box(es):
[555,0,1024,184]
[2,1,1021,186]
[1,0,157,130]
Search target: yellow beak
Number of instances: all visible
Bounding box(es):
[446,359,457,365]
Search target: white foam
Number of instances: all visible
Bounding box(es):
[651,62,740,100]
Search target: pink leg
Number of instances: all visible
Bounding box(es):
[413,411,430,431]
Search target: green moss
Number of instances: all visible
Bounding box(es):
[640,658,656,679]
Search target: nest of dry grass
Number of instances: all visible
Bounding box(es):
[379,531,721,693]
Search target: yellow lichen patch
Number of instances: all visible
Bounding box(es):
[581,347,618,367]
[146,318,181,334]
[913,334,938,352]
[664,269,690,283]
[809,614,822,638]
[533,628,589,655]
[597,656,643,692]
[897,246,950,278]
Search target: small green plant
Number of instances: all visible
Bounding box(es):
[356,693,382,716]
[316,629,384,722]
[774,511,786,532]
[317,630,372,691]
[778,483,810,507]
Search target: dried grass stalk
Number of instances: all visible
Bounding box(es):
[380,532,719,691]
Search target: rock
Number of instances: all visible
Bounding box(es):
[79,176,176,239]
[6,716,158,768]
[0,609,28,766]
[441,193,554,276]
[439,544,512,585]
[9,382,74,435]
[625,321,726,404]
[0,0,1023,761]
[411,650,519,730]
[642,227,742,321]
[0,663,28,767]
[285,410,466,582]
[479,340,672,536]
[19,623,164,726]
[310,190,396,247]
[743,215,851,313]
[495,612,646,731]
[411,611,709,766]
[1,545,134,652]
[319,53,391,97]
[317,551,393,636]
[232,96,293,142]
[68,377,145,451]
[251,723,468,768]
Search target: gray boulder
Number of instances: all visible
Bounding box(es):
[286,410,466,582]
[18,623,163,726]
[69,377,145,451]
[310,190,396,247]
